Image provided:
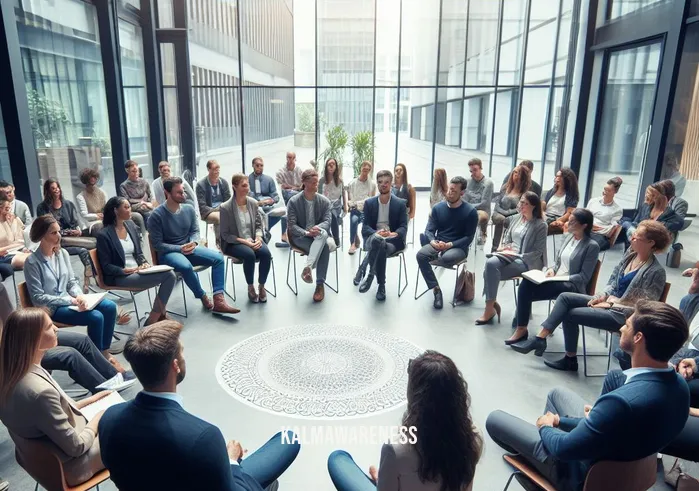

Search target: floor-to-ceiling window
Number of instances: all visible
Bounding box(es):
[0,103,9,182]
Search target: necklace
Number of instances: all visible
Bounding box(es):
[629,255,648,272]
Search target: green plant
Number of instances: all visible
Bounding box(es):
[296,104,315,132]
[318,125,348,171]
[350,131,375,177]
[26,89,71,147]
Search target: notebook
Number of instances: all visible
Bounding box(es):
[521,269,570,285]
[4,246,23,256]
[80,391,126,422]
[68,292,106,311]
[137,265,174,275]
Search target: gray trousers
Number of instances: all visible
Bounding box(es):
[111,270,177,315]
[541,292,627,354]
[416,244,466,290]
[294,229,330,283]
[483,256,527,300]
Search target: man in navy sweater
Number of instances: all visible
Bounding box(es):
[99,321,301,491]
[486,300,690,491]
[416,176,478,309]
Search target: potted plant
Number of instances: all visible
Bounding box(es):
[318,125,348,173]
[294,103,316,148]
[350,131,375,177]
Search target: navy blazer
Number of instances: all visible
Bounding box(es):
[99,393,262,491]
[361,195,408,249]
[96,221,146,285]
[539,369,689,490]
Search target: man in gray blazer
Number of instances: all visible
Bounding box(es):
[286,169,334,302]
[196,159,232,249]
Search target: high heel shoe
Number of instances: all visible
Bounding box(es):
[494,302,502,323]
[475,314,496,325]
[504,331,529,346]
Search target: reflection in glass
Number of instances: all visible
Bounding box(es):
[401,0,440,86]
[591,43,662,209]
[607,0,669,21]
[16,0,114,201]
[0,101,9,181]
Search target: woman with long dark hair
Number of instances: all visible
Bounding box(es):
[96,197,177,324]
[393,163,416,220]
[542,167,579,234]
[37,178,96,292]
[491,166,531,252]
[319,158,346,247]
[328,350,482,491]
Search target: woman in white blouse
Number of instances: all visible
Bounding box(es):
[587,177,623,251]
[0,196,30,276]
[506,209,599,349]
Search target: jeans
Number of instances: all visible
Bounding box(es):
[160,246,225,298]
[293,230,330,284]
[330,211,341,246]
[483,256,527,301]
[590,233,611,252]
[680,293,699,324]
[43,331,118,393]
[52,299,118,351]
[237,431,301,489]
[541,292,627,354]
[349,209,364,246]
[224,242,272,285]
[0,256,13,281]
[327,450,377,491]
[281,190,299,236]
[416,236,467,290]
[112,271,177,315]
[515,279,575,328]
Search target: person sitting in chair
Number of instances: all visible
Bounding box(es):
[416,176,478,309]
[248,157,285,243]
[353,170,408,302]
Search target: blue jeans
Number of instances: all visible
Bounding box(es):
[237,431,301,489]
[327,450,376,491]
[680,293,699,324]
[52,299,117,351]
[349,209,364,246]
[161,246,225,298]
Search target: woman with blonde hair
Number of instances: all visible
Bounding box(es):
[491,165,531,252]
[0,308,109,486]
[430,168,448,208]
[393,163,416,219]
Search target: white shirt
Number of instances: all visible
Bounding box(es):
[120,234,139,269]
[237,205,252,240]
[254,178,261,195]
[510,220,528,254]
[377,195,391,231]
[623,367,669,384]
[546,193,566,217]
[558,238,580,276]
[586,198,623,236]
[304,197,315,231]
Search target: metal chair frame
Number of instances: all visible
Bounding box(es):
[223,254,277,302]
[286,245,339,296]
[414,257,468,307]
[357,247,409,297]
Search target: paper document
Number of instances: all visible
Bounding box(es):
[68,292,106,311]
[138,265,174,275]
[5,246,23,256]
[80,391,126,422]
[522,269,570,285]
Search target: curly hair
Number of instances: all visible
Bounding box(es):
[79,167,100,186]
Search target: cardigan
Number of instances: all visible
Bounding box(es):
[196,177,232,218]
[96,221,148,284]
[502,214,548,270]
[551,235,600,294]
[219,197,264,247]
[12,199,32,225]
[0,217,25,251]
[24,248,82,314]
[286,192,332,241]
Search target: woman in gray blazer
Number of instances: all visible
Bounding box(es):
[0,308,110,487]
[521,220,671,371]
[478,191,548,325]
[507,209,599,346]
[220,174,271,303]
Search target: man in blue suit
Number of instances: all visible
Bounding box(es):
[354,169,408,301]
[99,321,301,491]
[486,300,690,491]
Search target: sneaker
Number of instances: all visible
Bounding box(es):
[327,237,338,252]
[96,372,138,392]
[348,243,357,255]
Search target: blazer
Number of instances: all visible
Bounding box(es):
[248,173,280,206]
[670,196,689,221]
[502,214,548,270]
[376,442,474,491]
[598,251,666,317]
[0,365,103,486]
[631,203,683,232]
[96,221,147,285]
[219,197,264,247]
[99,392,263,491]
[24,248,82,315]
[286,192,332,241]
[361,195,408,250]
[37,200,81,231]
[551,235,600,294]
[544,188,579,210]
[196,177,232,218]
[539,369,688,491]
[13,199,33,226]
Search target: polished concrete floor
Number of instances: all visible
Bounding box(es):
[1,191,696,490]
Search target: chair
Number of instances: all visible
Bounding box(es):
[414,257,468,308]
[501,453,657,491]
[357,247,409,297]
[406,217,416,246]
[88,250,153,329]
[223,253,277,302]
[10,430,110,491]
[148,239,212,318]
[285,240,339,296]
[18,282,73,329]
[580,281,670,377]
[600,225,622,263]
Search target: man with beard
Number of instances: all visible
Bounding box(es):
[99,321,300,490]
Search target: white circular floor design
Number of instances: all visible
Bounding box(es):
[216,324,423,419]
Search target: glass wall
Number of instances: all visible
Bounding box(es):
[0,103,9,182]
[15,0,115,204]
[183,0,581,188]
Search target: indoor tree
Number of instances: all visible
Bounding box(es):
[350,130,375,177]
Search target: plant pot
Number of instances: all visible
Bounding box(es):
[294,130,315,148]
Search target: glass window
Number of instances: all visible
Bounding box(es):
[465,0,500,86]
[375,87,397,167]
[119,20,153,181]
[591,42,662,209]
[516,87,549,178]
[607,0,670,21]
[0,102,9,181]
[397,87,435,187]
[498,0,527,87]
[16,0,115,203]
[401,0,440,86]
[523,0,561,85]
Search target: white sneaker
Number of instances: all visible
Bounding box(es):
[327,237,338,252]
[96,373,138,392]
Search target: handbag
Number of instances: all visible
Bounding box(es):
[665,457,699,490]
[455,269,475,304]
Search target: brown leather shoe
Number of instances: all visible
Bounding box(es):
[201,294,214,310]
[313,284,325,302]
[212,293,240,314]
